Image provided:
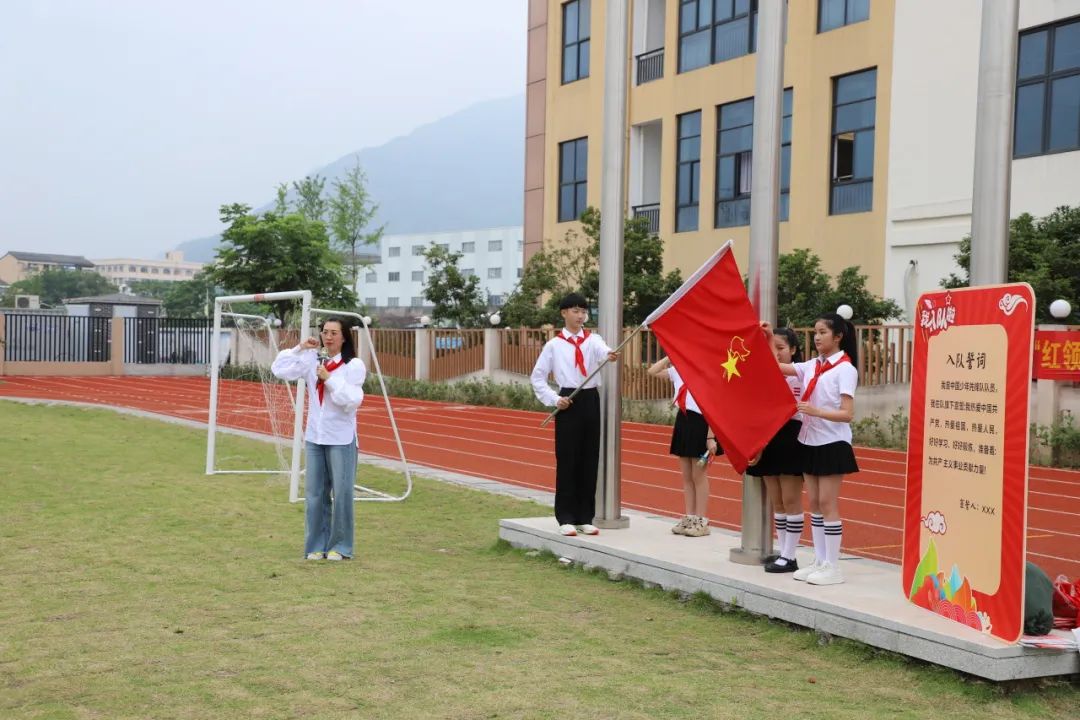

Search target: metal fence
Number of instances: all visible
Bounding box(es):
[792,324,914,386]
[123,317,213,364]
[2,314,111,362]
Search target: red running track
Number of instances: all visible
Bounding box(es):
[2,375,1077,579]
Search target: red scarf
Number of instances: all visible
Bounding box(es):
[673,383,689,413]
[316,357,345,405]
[800,353,851,402]
[558,329,590,376]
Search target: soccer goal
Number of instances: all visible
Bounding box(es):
[205,290,413,504]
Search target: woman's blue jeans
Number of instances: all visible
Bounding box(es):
[304,441,356,557]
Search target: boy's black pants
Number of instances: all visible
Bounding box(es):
[553,387,600,525]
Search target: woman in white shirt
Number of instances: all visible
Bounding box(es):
[271,317,366,561]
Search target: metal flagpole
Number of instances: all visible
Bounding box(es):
[731,0,786,565]
[595,0,631,529]
[969,0,1019,286]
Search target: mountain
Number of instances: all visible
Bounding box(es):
[177,94,525,263]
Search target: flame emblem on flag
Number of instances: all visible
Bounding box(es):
[721,335,751,381]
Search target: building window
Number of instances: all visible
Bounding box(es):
[411,270,424,282]
[488,240,503,252]
[365,271,377,283]
[715,89,792,228]
[818,0,869,33]
[163,268,171,275]
[1015,18,1080,157]
[388,272,400,282]
[151,268,159,274]
[558,137,588,222]
[387,297,399,308]
[676,111,702,232]
[388,246,401,257]
[678,0,757,74]
[365,297,376,306]
[517,267,523,278]
[562,0,591,84]
[436,243,449,252]
[411,296,424,306]
[830,68,876,215]
[490,294,504,307]
[461,241,475,253]
[462,268,475,277]
[488,267,502,279]
[412,245,425,256]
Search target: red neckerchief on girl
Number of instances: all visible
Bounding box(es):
[316,357,345,404]
[557,329,590,376]
[800,352,851,402]
[673,383,689,413]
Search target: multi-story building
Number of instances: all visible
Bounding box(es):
[357,227,524,312]
[92,251,205,291]
[0,251,95,284]
[525,0,1080,320]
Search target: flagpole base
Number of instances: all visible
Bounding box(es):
[728,547,769,565]
[594,516,630,530]
[728,472,773,565]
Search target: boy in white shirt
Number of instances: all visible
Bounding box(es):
[530,294,618,536]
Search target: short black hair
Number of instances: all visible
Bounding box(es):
[558,293,589,311]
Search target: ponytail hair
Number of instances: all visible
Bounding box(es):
[319,316,356,364]
[772,326,803,363]
[816,312,858,367]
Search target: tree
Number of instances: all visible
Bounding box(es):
[500,207,682,327]
[1,268,116,308]
[775,248,902,326]
[329,161,384,286]
[291,175,328,223]
[942,206,1080,323]
[209,203,357,318]
[130,274,220,318]
[421,244,487,328]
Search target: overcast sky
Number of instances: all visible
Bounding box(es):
[0,0,527,260]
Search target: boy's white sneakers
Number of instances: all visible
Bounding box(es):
[576,524,600,536]
[558,524,578,536]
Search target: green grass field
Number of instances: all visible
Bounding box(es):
[1,401,1076,719]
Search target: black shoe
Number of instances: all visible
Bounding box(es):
[765,557,799,573]
[763,553,781,564]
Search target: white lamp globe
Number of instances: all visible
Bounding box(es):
[361,316,372,326]
[489,312,501,326]
[836,304,854,320]
[1049,299,1072,319]
[419,315,431,327]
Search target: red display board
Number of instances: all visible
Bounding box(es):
[1033,330,1080,381]
[903,284,1034,643]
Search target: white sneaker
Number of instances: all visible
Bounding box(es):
[793,559,824,581]
[305,552,324,561]
[576,524,600,536]
[806,561,844,586]
[558,524,578,536]
[671,516,693,535]
[326,551,345,561]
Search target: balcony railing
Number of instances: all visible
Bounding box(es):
[632,203,660,234]
[636,47,664,85]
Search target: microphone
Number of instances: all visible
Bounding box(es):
[317,346,329,367]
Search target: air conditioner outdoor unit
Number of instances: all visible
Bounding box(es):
[15,295,40,310]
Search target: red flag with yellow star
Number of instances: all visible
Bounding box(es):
[644,241,796,473]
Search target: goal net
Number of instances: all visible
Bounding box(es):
[205,291,413,504]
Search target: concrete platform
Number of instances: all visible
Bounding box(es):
[499,515,1080,682]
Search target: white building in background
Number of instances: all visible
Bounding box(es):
[92,251,205,292]
[885,0,1080,319]
[358,226,524,311]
